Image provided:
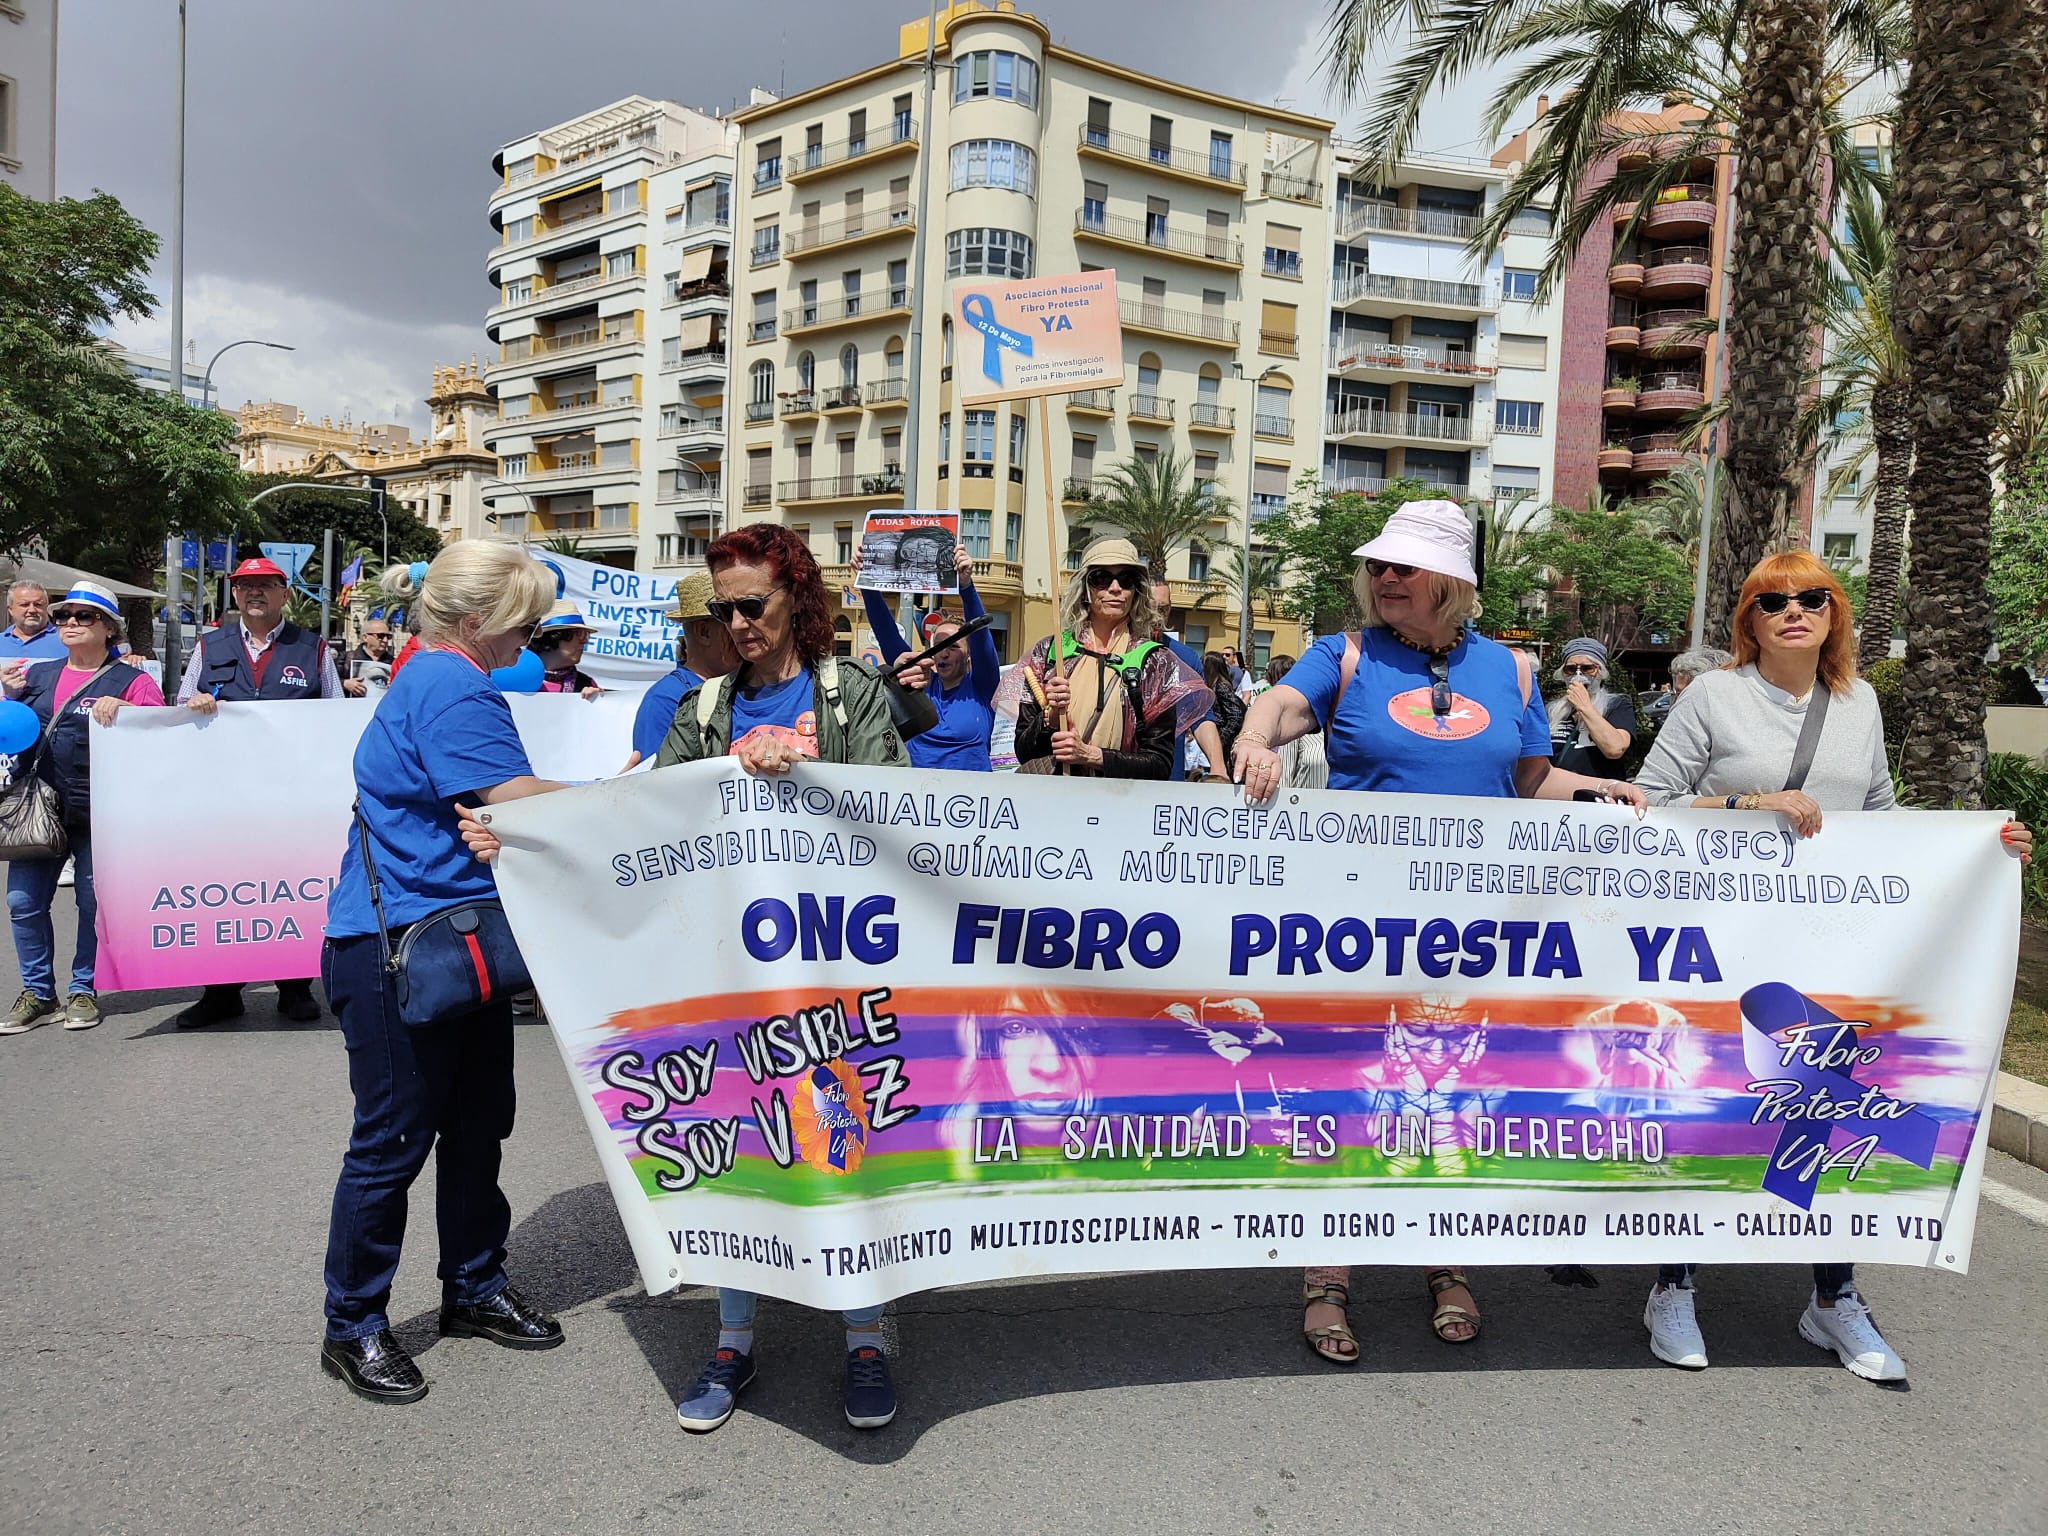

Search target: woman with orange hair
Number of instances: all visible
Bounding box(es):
[1634,549,2031,1382]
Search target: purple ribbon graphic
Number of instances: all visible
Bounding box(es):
[1739,982,1938,1209]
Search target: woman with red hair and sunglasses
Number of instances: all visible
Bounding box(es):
[1634,549,2031,1382]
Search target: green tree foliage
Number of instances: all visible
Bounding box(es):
[1989,451,2048,672]
[1519,501,1694,654]
[0,186,244,583]
[1260,475,1442,632]
[243,471,442,592]
[1087,445,1234,578]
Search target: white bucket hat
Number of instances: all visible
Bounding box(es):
[1353,499,1478,587]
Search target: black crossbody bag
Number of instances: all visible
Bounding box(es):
[353,802,531,1027]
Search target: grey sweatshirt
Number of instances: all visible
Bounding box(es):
[1634,664,1894,812]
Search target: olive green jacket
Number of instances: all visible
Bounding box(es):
[655,657,906,768]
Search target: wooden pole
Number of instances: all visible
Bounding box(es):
[1037,393,1070,763]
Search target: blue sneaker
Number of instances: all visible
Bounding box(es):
[676,1347,755,1434]
[843,1344,897,1429]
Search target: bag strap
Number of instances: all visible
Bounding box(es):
[695,674,726,733]
[351,799,398,973]
[1782,683,1831,793]
[1510,646,1534,709]
[1333,632,1362,716]
[817,656,850,731]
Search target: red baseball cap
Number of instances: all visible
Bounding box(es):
[229,557,289,584]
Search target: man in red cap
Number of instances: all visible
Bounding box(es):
[172,556,342,1028]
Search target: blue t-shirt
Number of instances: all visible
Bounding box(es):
[862,585,999,772]
[730,668,818,757]
[326,649,536,938]
[1283,628,1549,798]
[632,665,703,762]
[0,628,67,661]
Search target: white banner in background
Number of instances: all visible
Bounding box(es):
[526,549,685,688]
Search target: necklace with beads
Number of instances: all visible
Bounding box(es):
[1387,627,1459,658]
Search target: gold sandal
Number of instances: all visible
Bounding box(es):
[1303,1282,1360,1365]
[1425,1268,1481,1344]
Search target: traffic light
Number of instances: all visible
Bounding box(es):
[368,477,387,517]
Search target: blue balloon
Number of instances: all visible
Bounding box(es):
[491,648,544,694]
[0,699,41,755]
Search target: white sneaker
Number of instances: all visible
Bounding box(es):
[1644,1284,1708,1369]
[1798,1288,1905,1381]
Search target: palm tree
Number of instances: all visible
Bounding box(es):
[1207,542,1288,619]
[1801,182,1911,666]
[1632,456,1713,571]
[1321,0,1903,635]
[1088,445,1234,579]
[1888,0,2048,806]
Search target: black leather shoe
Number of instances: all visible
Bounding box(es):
[438,1284,564,1350]
[174,986,244,1029]
[320,1329,427,1404]
[276,982,321,1023]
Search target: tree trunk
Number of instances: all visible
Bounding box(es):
[1710,0,1828,640]
[1891,0,2048,806]
[1857,383,1913,668]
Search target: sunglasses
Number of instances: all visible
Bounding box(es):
[1429,652,1452,717]
[1365,559,1420,580]
[707,585,789,625]
[1085,567,1143,592]
[52,610,105,626]
[1753,587,1831,616]
[1563,663,1602,677]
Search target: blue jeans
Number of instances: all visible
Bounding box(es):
[718,1288,883,1331]
[7,828,95,998]
[321,933,517,1341]
[1659,1262,1854,1301]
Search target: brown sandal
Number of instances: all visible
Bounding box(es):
[1425,1268,1481,1344]
[1303,1282,1360,1365]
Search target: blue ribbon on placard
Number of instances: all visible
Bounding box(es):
[960,292,1033,386]
[1738,982,1939,1209]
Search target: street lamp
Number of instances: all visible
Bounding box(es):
[1232,363,1285,661]
[200,338,294,412]
[481,481,541,542]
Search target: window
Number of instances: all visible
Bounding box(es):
[1146,196,1169,245]
[1009,413,1026,466]
[796,350,815,391]
[754,138,782,189]
[1496,399,1544,435]
[803,124,824,172]
[503,216,535,245]
[888,259,908,307]
[938,412,951,462]
[1005,512,1022,563]
[661,336,682,369]
[961,509,993,558]
[1257,382,1292,438]
[1209,131,1234,180]
[606,185,637,215]
[598,503,631,529]
[892,94,913,143]
[1149,115,1173,164]
[1251,461,1289,521]
[953,49,1039,106]
[751,290,776,341]
[1508,205,1553,236]
[1188,543,1210,582]
[1502,268,1539,302]
[502,278,532,305]
[839,343,859,387]
[500,453,528,479]
[601,438,633,465]
[657,533,710,564]
[1498,332,1549,370]
[1085,98,1110,147]
[749,360,774,403]
[945,228,1034,278]
[1836,470,1862,499]
[751,223,779,265]
[606,249,636,278]
[963,409,996,463]
[501,395,530,419]
[949,139,1037,195]
[1263,223,1301,278]
[1082,179,1108,230]
[1493,464,1540,509]
[799,278,818,327]
[1260,299,1298,356]
[1823,532,1857,562]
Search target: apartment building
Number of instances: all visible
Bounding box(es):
[0,0,58,200]
[1320,146,1563,527]
[731,0,1330,665]
[483,97,738,572]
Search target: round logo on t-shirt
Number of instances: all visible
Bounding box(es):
[1387,686,1492,741]
[795,709,817,739]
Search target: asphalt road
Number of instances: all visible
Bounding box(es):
[3,907,2046,1536]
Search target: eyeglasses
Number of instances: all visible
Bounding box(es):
[52,610,102,626]
[1753,587,1831,616]
[1085,566,1143,592]
[1429,652,1452,717]
[707,585,789,625]
[1563,663,1602,677]
[1365,559,1420,581]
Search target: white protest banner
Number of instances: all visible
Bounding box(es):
[487,761,2018,1310]
[524,548,682,688]
[90,692,640,991]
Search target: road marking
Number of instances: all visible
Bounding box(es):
[1983,1177,2048,1228]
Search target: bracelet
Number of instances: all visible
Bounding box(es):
[1724,794,1741,811]
[1238,730,1271,747]
[1739,792,1763,811]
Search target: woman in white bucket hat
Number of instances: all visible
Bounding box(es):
[1230,499,1645,1364]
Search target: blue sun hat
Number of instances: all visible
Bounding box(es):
[531,598,591,637]
[52,581,126,637]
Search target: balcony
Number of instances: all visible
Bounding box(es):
[659,477,724,513]
[742,482,773,508]
[673,344,728,380]
[783,286,913,335]
[1187,402,1235,435]
[1608,258,1645,293]
[661,412,724,449]
[1074,208,1243,270]
[490,269,639,330]
[486,392,638,441]
[1262,168,1323,204]
[1065,388,1116,416]
[1330,269,1497,316]
[778,471,904,506]
[491,204,642,274]
[1258,329,1299,358]
[1128,393,1176,424]
[780,391,820,422]
[1630,433,1686,476]
[678,213,731,245]
[1600,382,1639,414]
[1329,337,1496,381]
[1077,125,1247,190]
[1598,442,1636,474]
[670,277,730,313]
[1634,370,1706,415]
[1325,404,1488,447]
[969,558,1026,596]
[515,455,637,487]
[788,119,918,182]
[865,376,909,408]
[1062,475,1098,505]
[1639,309,1709,356]
[784,204,916,259]
[490,326,642,378]
[1605,322,1641,352]
[1254,412,1293,440]
[743,399,775,425]
[1334,198,1482,244]
[819,383,864,415]
[1118,298,1239,347]
[1644,185,1717,237]
[1639,246,1713,299]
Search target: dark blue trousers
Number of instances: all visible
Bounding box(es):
[321,932,516,1341]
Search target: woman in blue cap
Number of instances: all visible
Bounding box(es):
[526,600,602,698]
[0,582,165,1034]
